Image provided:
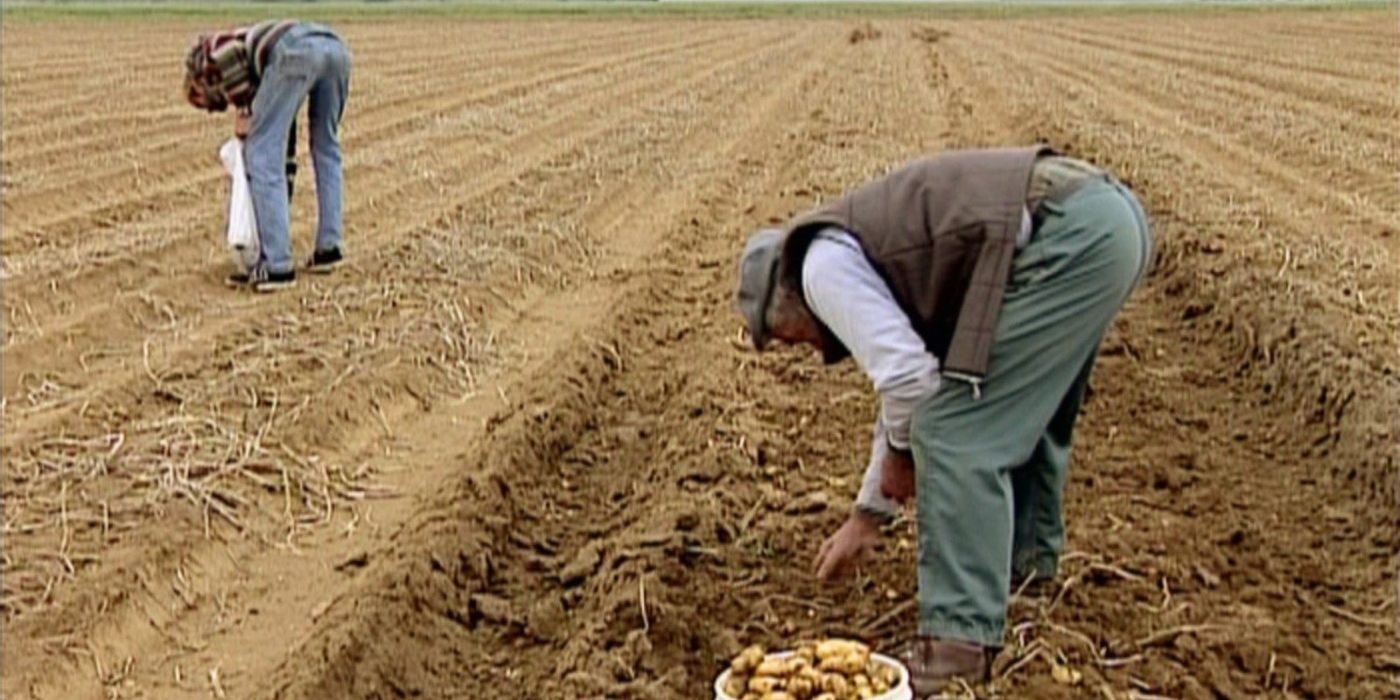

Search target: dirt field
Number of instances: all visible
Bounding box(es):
[2,6,1396,699]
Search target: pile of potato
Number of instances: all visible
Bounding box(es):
[721,639,901,700]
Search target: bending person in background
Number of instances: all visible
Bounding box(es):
[185,19,351,293]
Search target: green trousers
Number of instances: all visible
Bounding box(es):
[912,178,1152,646]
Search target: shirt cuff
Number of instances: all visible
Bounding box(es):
[855,423,901,520]
[885,431,912,454]
[880,405,914,452]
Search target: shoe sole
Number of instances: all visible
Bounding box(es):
[306,259,343,275]
[253,280,297,293]
[225,277,249,289]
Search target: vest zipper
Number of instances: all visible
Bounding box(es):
[941,371,985,400]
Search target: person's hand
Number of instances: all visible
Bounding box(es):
[880,448,915,503]
[234,109,251,139]
[814,512,882,581]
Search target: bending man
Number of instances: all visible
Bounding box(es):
[734,147,1152,693]
[185,19,351,292]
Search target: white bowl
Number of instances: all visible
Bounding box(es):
[713,650,912,700]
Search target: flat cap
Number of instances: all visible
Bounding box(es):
[735,228,784,350]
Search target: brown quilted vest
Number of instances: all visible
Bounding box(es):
[779,146,1053,387]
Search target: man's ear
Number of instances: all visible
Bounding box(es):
[184,75,202,108]
[766,282,811,342]
[764,282,792,336]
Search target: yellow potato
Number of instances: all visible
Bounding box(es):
[749,676,784,694]
[785,676,815,698]
[815,639,866,660]
[856,688,875,700]
[813,695,837,700]
[733,645,767,675]
[755,657,794,678]
[873,662,899,688]
[818,654,866,676]
[760,693,796,700]
[820,673,850,696]
[724,674,750,698]
[796,644,818,665]
[852,673,871,689]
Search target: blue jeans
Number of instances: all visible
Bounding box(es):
[245,24,351,274]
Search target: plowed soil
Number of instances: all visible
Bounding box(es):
[2,8,1396,700]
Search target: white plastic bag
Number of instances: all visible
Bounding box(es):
[219,138,259,272]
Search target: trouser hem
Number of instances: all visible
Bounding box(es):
[1012,551,1060,582]
[918,611,1005,648]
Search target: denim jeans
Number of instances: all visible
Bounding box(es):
[245,24,351,274]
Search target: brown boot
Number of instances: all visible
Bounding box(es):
[904,637,991,697]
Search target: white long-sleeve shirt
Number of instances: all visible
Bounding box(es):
[801,228,938,518]
[801,218,1030,518]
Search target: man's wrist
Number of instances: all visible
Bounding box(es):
[885,433,912,456]
[854,503,895,526]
